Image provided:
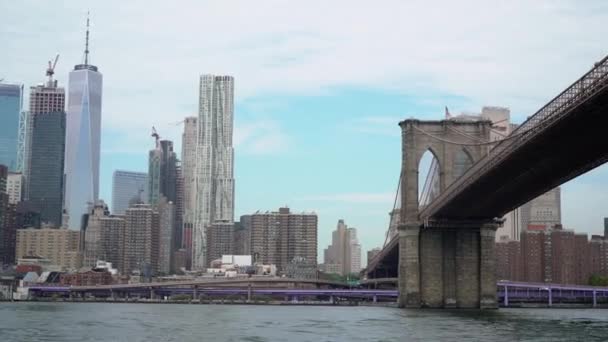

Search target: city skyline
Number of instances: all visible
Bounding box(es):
[2,2,607,265]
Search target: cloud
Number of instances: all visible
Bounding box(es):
[5,0,608,139]
[297,192,394,204]
[234,119,290,155]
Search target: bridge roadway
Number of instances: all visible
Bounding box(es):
[26,280,608,307]
[420,54,608,222]
[28,278,352,292]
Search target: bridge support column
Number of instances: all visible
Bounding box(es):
[401,220,500,309]
[479,224,498,309]
[398,225,420,308]
[442,230,457,308]
[420,229,443,307]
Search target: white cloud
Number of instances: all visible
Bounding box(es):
[298,192,394,204]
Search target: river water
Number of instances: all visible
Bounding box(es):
[1,303,607,341]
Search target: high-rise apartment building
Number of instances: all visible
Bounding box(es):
[194,75,235,268]
[83,203,126,273]
[122,204,159,276]
[174,164,184,251]
[15,228,81,270]
[0,83,23,172]
[181,116,197,267]
[63,18,103,230]
[323,220,361,275]
[206,222,233,264]
[111,170,148,215]
[24,75,66,227]
[233,221,250,256]
[242,207,317,272]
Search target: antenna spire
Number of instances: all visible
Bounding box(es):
[84,11,90,65]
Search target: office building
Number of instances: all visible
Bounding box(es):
[0,83,23,171]
[148,139,177,207]
[157,197,174,274]
[521,188,562,231]
[242,207,317,272]
[24,75,66,227]
[194,75,235,269]
[367,247,381,266]
[83,201,108,267]
[111,170,148,215]
[6,172,23,204]
[604,218,608,238]
[63,17,103,230]
[323,220,361,275]
[148,147,162,205]
[0,164,14,267]
[122,204,159,276]
[15,228,81,270]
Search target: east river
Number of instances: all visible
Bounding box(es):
[1,303,608,341]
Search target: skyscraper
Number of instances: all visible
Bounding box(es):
[193,75,235,268]
[157,196,174,275]
[63,16,103,230]
[0,83,23,172]
[181,117,197,267]
[24,68,66,227]
[148,139,177,206]
[111,170,148,215]
[323,220,361,275]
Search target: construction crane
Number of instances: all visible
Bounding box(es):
[46,54,60,87]
[151,126,160,149]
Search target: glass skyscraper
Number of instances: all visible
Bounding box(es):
[193,75,235,269]
[63,20,103,230]
[0,83,23,171]
[111,170,148,215]
[25,83,66,227]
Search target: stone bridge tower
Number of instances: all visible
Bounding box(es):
[398,118,498,309]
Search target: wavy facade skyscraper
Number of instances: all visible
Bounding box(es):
[63,16,103,230]
[193,75,234,269]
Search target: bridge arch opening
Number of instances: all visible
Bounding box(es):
[418,149,441,208]
[453,147,474,180]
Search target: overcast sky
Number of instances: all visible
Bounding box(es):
[2,0,607,265]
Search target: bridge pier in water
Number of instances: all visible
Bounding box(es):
[399,222,498,309]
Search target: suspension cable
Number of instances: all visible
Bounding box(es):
[412,125,529,146]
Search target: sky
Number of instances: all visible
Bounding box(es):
[2,0,607,266]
